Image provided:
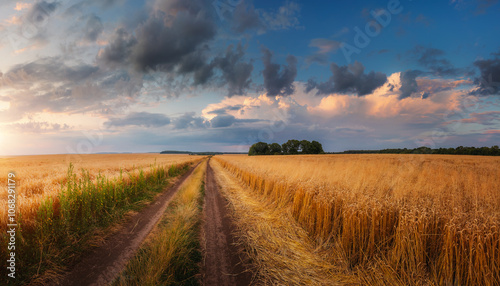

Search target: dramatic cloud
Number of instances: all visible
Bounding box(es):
[261,48,298,96]
[98,1,216,72]
[399,70,423,99]
[104,112,171,128]
[472,56,500,95]
[84,14,103,42]
[0,56,148,121]
[213,44,253,96]
[98,28,137,67]
[411,45,459,76]
[211,114,236,128]
[172,112,207,129]
[306,61,387,96]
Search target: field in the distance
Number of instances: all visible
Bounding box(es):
[214,154,500,285]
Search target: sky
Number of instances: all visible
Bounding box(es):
[0,0,500,155]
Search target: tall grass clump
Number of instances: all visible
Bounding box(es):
[214,154,500,285]
[0,159,196,285]
[114,160,207,286]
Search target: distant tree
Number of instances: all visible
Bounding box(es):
[299,140,312,154]
[269,143,282,155]
[282,139,300,154]
[248,142,269,156]
[310,140,324,154]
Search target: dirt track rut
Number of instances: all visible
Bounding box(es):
[55,162,200,286]
[202,160,252,286]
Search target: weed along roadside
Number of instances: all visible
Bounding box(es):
[114,159,208,285]
[0,156,204,286]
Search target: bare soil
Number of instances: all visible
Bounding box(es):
[51,163,200,286]
[201,160,253,286]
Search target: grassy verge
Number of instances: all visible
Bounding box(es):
[113,160,207,286]
[1,160,197,285]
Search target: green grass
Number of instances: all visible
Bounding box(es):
[1,161,192,285]
[114,161,206,286]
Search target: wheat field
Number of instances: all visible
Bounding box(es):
[0,154,198,227]
[0,154,201,284]
[214,154,500,285]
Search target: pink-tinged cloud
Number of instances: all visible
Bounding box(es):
[307,73,466,119]
[417,77,472,94]
[444,110,500,126]
[483,130,500,134]
[15,3,32,11]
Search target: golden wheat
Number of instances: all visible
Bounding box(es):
[214,154,500,285]
[0,154,199,227]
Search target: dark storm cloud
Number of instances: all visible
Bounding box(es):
[97,0,217,72]
[306,61,387,96]
[98,28,137,67]
[84,14,103,42]
[471,56,500,95]
[213,44,254,96]
[261,48,298,96]
[411,46,460,76]
[399,70,423,99]
[211,114,236,128]
[172,112,208,129]
[104,112,171,128]
[131,13,216,72]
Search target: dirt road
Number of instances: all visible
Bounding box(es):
[202,160,252,286]
[54,162,200,286]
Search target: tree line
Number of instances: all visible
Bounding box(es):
[249,140,324,155]
[338,146,500,156]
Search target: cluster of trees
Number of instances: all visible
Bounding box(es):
[339,146,500,156]
[249,140,324,156]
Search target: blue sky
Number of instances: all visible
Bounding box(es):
[0,0,499,155]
